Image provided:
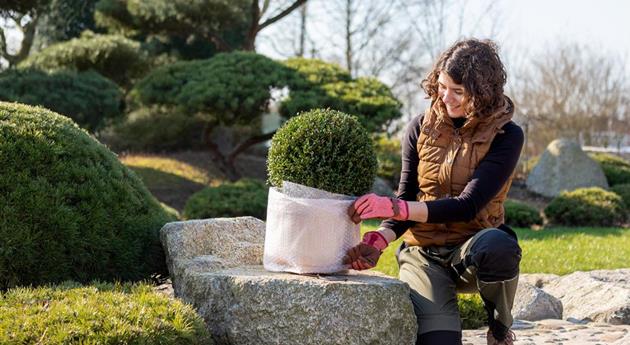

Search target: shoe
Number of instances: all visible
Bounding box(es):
[486,328,515,345]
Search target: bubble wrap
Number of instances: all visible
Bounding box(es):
[263,181,360,274]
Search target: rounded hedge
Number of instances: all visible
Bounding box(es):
[267,109,377,195]
[544,187,626,227]
[374,134,402,188]
[504,199,543,228]
[184,179,269,220]
[611,183,630,212]
[0,281,211,344]
[589,152,630,186]
[0,102,175,289]
[0,69,123,131]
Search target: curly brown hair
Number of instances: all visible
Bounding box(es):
[421,39,507,118]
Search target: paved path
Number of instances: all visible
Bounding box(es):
[463,319,630,345]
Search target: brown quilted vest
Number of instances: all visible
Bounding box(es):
[403,96,516,247]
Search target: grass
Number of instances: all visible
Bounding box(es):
[360,221,630,277]
[0,281,211,344]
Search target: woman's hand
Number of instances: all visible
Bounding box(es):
[347,193,409,223]
[342,231,389,270]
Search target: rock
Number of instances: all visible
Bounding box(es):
[544,269,630,325]
[184,267,417,345]
[372,176,395,197]
[160,217,418,345]
[519,273,560,288]
[512,281,563,321]
[160,217,266,296]
[526,139,608,197]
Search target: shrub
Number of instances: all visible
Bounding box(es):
[0,69,123,131]
[458,294,487,329]
[20,31,147,87]
[104,106,206,152]
[267,109,377,196]
[589,152,630,186]
[544,187,626,226]
[611,183,630,212]
[184,179,268,220]
[282,57,402,133]
[0,102,175,289]
[504,199,543,228]
[374,134,402,187]
[0,281,211,344]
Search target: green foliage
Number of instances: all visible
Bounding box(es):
[611,183,630,212]
[105,106,206,151]
[0,102,175,289]
[95,0,249,52]
[374,134,402,187]
[0,69,123,131]
[589,152,630,186]
[0,281,211,344]
[183,179,268,220]
[0,0,48,13]
[20,31,147,87]
[33,0,99,49]
[504,199,543,228]
[282,57,402,133]
[544,187,626,226]
[131,51,297,126]
[267,109,377,196]
[458,294,487,329]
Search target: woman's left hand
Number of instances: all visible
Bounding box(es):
[347,193,409,223]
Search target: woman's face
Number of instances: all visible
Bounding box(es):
[437,72,468,118]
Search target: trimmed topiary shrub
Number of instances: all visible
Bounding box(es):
[544,187,626,226]
[458,294,487,329]
[0,69,123,131]
[589,152,630,186]
[504,199,543,228]
[267,109,377,196]
[611,183,630,212]
[282,57,402,133]
[0,102,175,290]
[0,281,211,344]
[184,179,268,220]
[20,31,148,87]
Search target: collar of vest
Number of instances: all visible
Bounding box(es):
[429,96,514,144]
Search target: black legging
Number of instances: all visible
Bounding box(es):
[417,330,462,345]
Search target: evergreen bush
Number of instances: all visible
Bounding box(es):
[20,31,147,87]
[374,134,402,188]
[611,183,630,212]
[183,179,268,220]
[267,109,377,195]
[0,69,123,131]
[544,187,626,226]
[504,199,543,228]
[589,152,630,186]
[0,102,175,289]
[0,281,211,344]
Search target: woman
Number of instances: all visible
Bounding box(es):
[345,39,523,345]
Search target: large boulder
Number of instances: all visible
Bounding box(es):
[160,217,417,345]
[526,139,608,197]
[543,269,630,325]
[512,281,563,321]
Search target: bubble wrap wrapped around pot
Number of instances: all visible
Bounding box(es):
[263,181,360,274]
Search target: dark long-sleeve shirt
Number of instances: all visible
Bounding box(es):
[380,114,524,239]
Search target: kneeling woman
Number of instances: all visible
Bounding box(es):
[345,39,523,345]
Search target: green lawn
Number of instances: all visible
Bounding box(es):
[360,221,630,277]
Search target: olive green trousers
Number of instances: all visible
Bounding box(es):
[397,228,521,335]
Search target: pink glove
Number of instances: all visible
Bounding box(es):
[342,231,389,270]
[348,193,409,223]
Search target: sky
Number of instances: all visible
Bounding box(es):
[480,0,630,71]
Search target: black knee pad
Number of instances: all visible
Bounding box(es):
[468,229,522,281]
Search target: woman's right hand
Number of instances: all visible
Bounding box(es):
[342,231,388,270]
